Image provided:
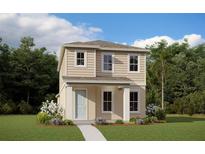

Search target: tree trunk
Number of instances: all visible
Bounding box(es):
[161,60,165,109]
[161,71,164,109]
[27,89,30,104]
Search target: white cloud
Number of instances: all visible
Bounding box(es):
[0,13,103,55]
[133,34,205,48]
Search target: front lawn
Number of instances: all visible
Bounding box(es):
[0,115,84,141]
[97,114,205,141]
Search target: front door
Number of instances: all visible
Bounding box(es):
[75,90,87,120]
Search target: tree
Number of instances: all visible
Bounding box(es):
[148,40,170,109]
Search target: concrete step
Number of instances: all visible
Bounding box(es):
[74,120,95,125]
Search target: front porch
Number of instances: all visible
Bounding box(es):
[62,77,146,122]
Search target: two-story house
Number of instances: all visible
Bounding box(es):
[57,40,148,122]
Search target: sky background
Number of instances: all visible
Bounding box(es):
[0,13,205,55]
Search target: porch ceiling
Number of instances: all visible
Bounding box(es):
[63,76,132,85]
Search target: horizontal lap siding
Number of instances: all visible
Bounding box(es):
[66,49,95,77]
[96,51,146,85]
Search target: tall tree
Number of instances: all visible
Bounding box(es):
[149,40,169,109]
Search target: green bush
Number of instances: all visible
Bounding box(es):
[150,116,158,122]
[115,119,124,124]
[2,101,16,114]
[18,101,33,114]
[155,108,166,120]
[63,119,74,126]
[129,117,136,123]
[143,117,153,124]
[36,112,52,124]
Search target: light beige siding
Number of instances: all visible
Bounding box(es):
[66,48,96,77]
[96,51,146,85]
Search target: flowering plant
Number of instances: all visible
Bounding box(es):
[40,100,63,117]
[146,104,160,117]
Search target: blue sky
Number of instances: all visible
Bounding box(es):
[0,13,204,54]
[54,13,205,45]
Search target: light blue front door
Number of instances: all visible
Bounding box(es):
[75,90,87,120]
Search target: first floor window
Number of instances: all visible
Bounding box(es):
[76,51,85,66]
[103,91,112,112]
[130,91,138,111]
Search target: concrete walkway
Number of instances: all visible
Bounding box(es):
[77,125,107,141]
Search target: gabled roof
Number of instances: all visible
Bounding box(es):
[64,40,144,50]
[58,40,149,71]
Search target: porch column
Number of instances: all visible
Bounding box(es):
[123,87,130,121]
[65,84,73,120]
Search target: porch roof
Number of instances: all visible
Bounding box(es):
[63,76,132,85]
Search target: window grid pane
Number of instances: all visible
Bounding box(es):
[103,92,112,111]
[76,52,85,66]
[129,55,138,71]
[130,92,138,111]
[103,54,112,71]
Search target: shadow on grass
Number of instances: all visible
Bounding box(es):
[167,116,205,123]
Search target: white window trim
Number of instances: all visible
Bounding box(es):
[101,52,114,73]
[73,88,88,120]
[130,88,140,113]
[74,50,87,67]
[101,88,114,113]
[128,54,140,73]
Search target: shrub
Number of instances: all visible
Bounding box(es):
[49,118,63,125]
[96,117,107,125]
[155,108,166,120]
[129,117,136,123]
[136,119,144,125]
[150,116,158,122]
[63,119,74,126]
[143,116,154,124]
[18,101,33,114]
[40,100,63,117]
[2,101,16,114]
[115,119,124,124]
[37,112,52,124]
[146,104,160,117]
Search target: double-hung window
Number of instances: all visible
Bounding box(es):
[102,53,113,72]
[103,91,112,112]
[76,50,85,66]
[129,55,138,72]
[130,91,138,112]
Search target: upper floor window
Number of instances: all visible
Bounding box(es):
[75,50,86,67]
[129,55,139,72]
[130,91,139,112]
[102,53,113,72]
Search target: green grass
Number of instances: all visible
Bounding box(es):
[97,114,205,141]
[0,115,84,141]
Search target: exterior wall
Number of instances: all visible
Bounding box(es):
[96,50,146,85]
[65,84,146,121]
[65,48,96,77]
[96,86,123,120]
[58,47,146,121]
[58,51,67,109]
[130,85,146,118]
[71,85,96,120]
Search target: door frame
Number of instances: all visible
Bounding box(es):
[73,88,88,120]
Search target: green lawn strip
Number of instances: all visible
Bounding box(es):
[96,114,205,141]
[0,115,84,141]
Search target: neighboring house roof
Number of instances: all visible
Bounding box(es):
[62,76,132,85]
[57,40,149,71]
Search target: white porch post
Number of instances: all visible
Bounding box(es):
[65,84,73,120]
[123,87,130,121]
